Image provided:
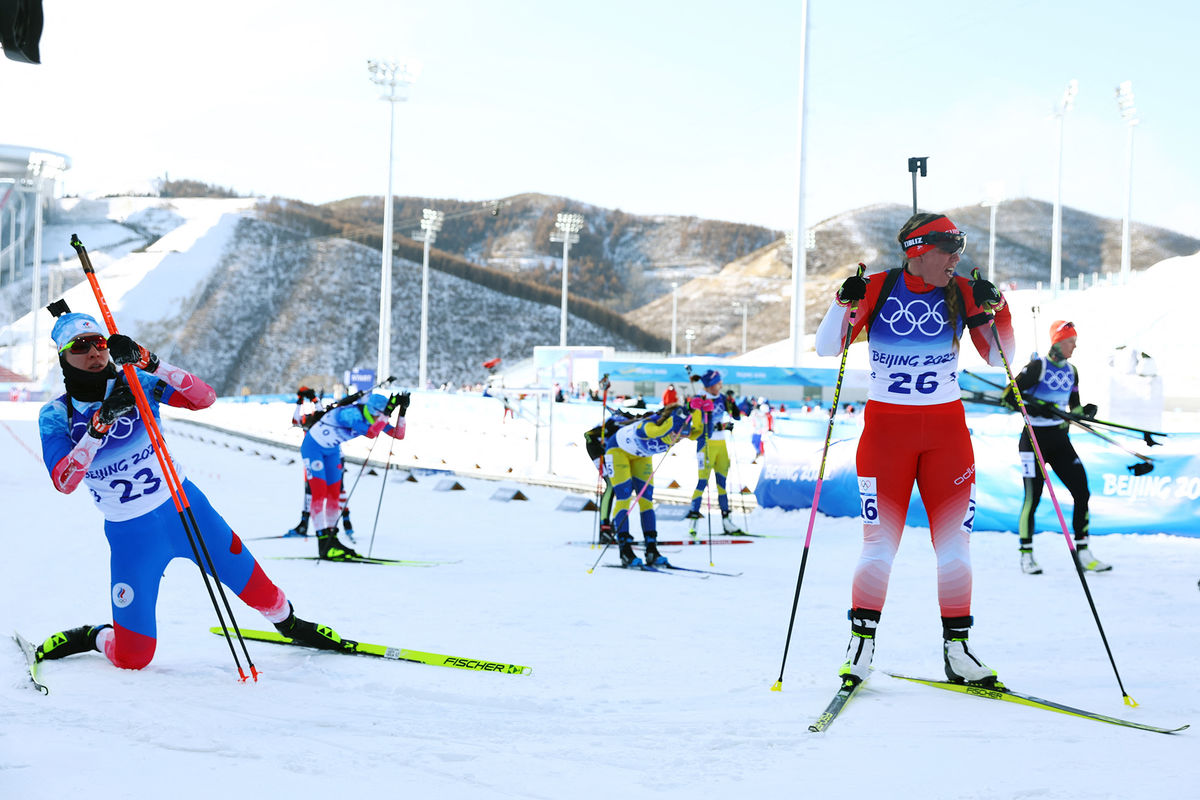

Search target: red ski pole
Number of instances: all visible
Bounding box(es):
[69,234,257,681]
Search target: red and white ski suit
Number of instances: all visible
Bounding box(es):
[815,270,1014,617]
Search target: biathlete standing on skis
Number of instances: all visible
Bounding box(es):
[685,369,744,534]
[35,308,352,669]
[301,390,409,560]
[1003,320,1109,575]
[814,212,1015,687]
[583,407,656,544]
[606,403,702,567]
[286,385,356,541]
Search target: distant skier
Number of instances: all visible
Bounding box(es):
[1003,320,1109,574]
[35,308,351,670]
[814,212,1015,688]
[300,390,409,560]
[286,385,355,541]
[583,407,653,544]
[685,369,743,534]
[605,403,702,567]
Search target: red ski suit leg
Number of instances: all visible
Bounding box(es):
[852,401,976,618]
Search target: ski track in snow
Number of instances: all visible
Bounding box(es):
[1,401,1196,799]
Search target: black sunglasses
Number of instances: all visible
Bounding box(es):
[903,231,966,255]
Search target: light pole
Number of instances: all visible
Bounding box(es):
[367,58,417,382]
[1116,80,1139,286]
[670,282,679,356]
[684,327,695,356]
[549,212,583,347]
[413,208,444,390]
[732,301,748,354]
[790,0,811,367]
[1050,79,1078,298]
[980,192,1003,284]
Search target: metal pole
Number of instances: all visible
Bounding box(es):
[378,85,396,381]
[671,282,678,356]
[742,303,748,354]
[1121,121,1135,285]
[559,236,569,347]
[789,0,810,367]
[31,183,43,380]
[419,231,431,389]
[987,202,997,284]
[1051,80,1078,300]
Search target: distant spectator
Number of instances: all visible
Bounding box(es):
[661,383,679,406]
[554,383,565,402]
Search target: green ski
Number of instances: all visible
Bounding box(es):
[13,632,49,695]
[887,673,1187,735]
[212,628,532,676]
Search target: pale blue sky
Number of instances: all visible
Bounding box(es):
[4,0,1198,236]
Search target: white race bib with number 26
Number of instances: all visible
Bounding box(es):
[858,476,880,525]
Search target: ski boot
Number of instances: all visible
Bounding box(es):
[643,532,668,567]
[36,624,111,662]
[340,510,356,543]
[617,532,642,568]
[1019,545,1042,575]
[598,521,616,545]
[284,511,310,538]
[720,511,744,535]
[1075,539,1111,572]
[317,527,359,561]
[838,608,879,685]
[274,604,353,651]
[685,508,702,537]
[942,615,1001,687]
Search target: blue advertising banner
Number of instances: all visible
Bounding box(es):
[345,368,376,394]
[756,421,1200,537]
[598,360,845,386]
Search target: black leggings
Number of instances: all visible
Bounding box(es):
[1018,424,1089,543]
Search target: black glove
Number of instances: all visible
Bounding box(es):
[1081,403,1098,419]
[107,333,159,373]
[88,381,138,438]
[836,274,868,306]
[297,388,317,403]
[969,275,1004,312]
[385,391,411,416]
[1000,388,1018,411]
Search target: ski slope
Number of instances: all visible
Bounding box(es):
[1,399,1195,799]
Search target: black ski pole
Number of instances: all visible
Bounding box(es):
[366,415,400,559]
[972,268,1136,706]
[772,262,865,692]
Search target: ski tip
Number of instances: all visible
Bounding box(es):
[770,680,783,692]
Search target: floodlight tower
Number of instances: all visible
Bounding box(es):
[980,189,1004,284]
[550,212,583,347]
[789,0,811,367]
[413,208,444,390]
[671,282,679,356]
[367,58,417,381]
[1050,79,1078,298]
[1116,81,1139,286]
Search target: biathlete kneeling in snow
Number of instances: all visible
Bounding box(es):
[35,307,351,669]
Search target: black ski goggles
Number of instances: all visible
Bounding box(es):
[902,231,966,255]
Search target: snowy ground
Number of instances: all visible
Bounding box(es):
[1,399,1195,799]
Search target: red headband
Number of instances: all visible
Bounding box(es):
[1050,320,1077,346]
[901,216,963,258]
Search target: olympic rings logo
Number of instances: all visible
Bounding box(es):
[877,296,948,337]
[71,414,139,443]
[1043,369,1074,391]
